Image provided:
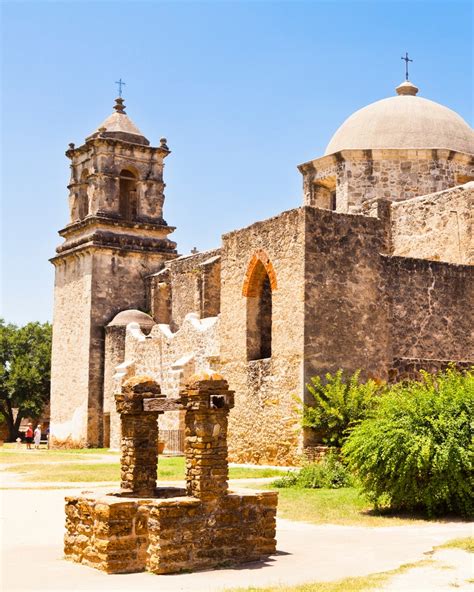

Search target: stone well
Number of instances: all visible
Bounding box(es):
[64,373,278,574]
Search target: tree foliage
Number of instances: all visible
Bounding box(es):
[303,370,384,447]
[342,367,474,518]
[0,319,52,441]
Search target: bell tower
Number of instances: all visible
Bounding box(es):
[50,97,177,447]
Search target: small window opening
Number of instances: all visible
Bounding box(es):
[119,170,138,221]
[211,395,226,409]
[312,175,337,210]
[247,262,272,361]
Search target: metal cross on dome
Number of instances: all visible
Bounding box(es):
[115,78,126,97]
[401,52,413,81]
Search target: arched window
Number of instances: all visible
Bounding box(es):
[77,169,89,220]
[243,252,277,361]
[119,169,138,221]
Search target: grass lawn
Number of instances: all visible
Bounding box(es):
[4,462,121,482]
[1,450,286,483]
[2,447,466,529]
[275,487,434,526]
[238,483,447,527]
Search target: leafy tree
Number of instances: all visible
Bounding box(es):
[303,370,384,447]
[343,367,474,517]
[0,319,52,441]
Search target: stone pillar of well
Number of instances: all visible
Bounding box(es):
[181,373,235,501]
[114,375,164,496]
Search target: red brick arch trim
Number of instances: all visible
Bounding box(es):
[242,250,278,297]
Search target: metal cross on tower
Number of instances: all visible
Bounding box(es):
[115,78,126,97]
[401,52,413,81]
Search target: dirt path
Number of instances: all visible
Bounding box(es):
[1,486,472,592]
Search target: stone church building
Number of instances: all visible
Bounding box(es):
[50,79,473,464]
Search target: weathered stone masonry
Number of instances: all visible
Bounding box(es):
[65,373,277,574]
[51,81,473,462]
[50,99,177,448]
[300,150,474,212]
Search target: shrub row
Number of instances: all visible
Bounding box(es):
[300,367,473,517]
[273,451,353,489]
[343,368,473,517]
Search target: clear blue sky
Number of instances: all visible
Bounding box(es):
[1,0,472,325]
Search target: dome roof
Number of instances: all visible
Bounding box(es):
[87,98,150,146]
[325,81,474,155]
[108,309,155,329]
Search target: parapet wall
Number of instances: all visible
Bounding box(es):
[124,313,220,397]
[147,249,221,330]
[105,314,220,447]
[390,182,473,264]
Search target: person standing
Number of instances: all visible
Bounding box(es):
[34,424,42,449]
[25,423,33,450]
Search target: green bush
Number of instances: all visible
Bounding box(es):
[273,451,354,489]
[303,370,384,447]
[343,367,474,517]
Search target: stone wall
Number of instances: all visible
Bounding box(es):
[149,249,221,330]
[299,149,474,213]
[64,490,277,574]
[90,249,174,446]
[146,267,172,324]
[51,247,172,447]
[390,182,473,264]
[104,204,472,462]
[124,314,219,398]
[389,357,473,382]
[219,209,306,465]
[111,314,219,444]
[303,208,390,387]
[50,254,93,447]
[386,256,474,363]
[103,325,126,449]
[65,374,277,575]
[302,445,331,462]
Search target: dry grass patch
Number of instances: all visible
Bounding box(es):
[437,537,474,553]
[226,560,434,592]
